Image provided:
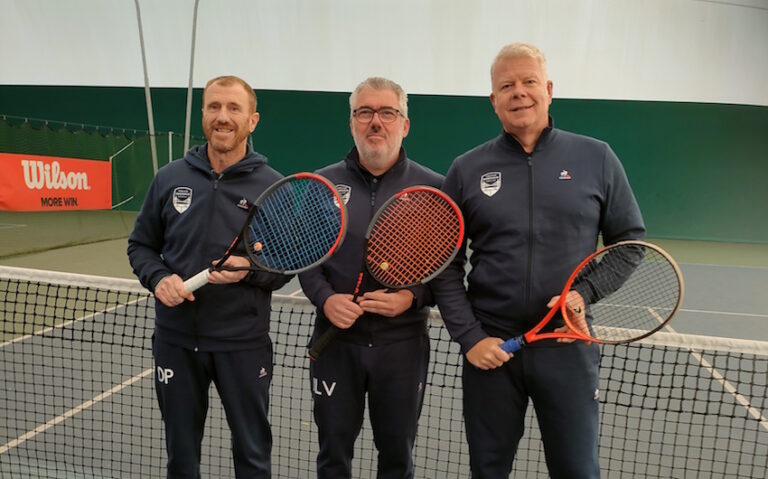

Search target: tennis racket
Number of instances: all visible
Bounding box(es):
[308,185,465,360]
[183,172,347,293]
[500,240,684,353]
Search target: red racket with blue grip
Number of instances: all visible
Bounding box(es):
[501,241,684,353]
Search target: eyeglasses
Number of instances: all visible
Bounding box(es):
[352,107,402,124]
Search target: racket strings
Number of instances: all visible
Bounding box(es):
[248,179,343,271]
[577,245,682,343]
[367,190,461,287]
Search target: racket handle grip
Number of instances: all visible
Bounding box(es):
[183,269,211,293]
[500,336,524,353]
[308,327,338,361]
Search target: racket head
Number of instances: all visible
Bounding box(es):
[243,172,347,274]
[562,240,684,344]
[363,186,464,289]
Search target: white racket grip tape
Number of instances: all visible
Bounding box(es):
[183,269,211,293]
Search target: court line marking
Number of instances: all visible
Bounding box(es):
[0,368,153,454]
[599,303,768,319]
[0,298,144,349]
[0,223,27,230]
[679,307,768,319]
[680,261,768,271]
[654,308,768,433]
[0,297,154,453]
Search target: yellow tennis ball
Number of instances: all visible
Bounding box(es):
[380,262,389,271]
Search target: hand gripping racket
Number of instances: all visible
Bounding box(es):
[308,185,465,360]
[183,172,347,292]
[500,240,684,353]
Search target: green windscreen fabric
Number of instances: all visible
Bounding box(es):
[0,116,207,212]
[0,117,207,256]
[1,85,767,243]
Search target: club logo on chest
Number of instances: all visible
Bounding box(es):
[172,187,192,213]
[480,172,501,197]
[335,184,351,206]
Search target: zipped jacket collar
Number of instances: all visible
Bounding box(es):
[500,116,556,154]
[342,146,408,179]
[184,143,268,175]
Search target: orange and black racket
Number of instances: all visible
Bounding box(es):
[308,185,464,360]
[500,240,684,353]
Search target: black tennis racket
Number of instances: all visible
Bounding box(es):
[183,172,347,292]
[500,240,684,353]
[308,185,464,360]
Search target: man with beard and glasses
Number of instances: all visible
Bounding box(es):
[299,77,443,478]
[128,75,291,478]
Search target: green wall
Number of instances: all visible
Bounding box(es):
[1,85,766,243]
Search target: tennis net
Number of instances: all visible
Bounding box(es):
[1,265,766,478]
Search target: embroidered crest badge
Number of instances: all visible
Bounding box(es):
[172,187,192,213]
[335,184,351,206]
[480,172,501,197]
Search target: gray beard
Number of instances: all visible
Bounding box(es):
[357,142,398,172]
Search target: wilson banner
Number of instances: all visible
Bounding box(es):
[0,153,112,211]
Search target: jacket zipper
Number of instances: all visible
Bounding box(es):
[366,176,380,347]
[526,155,534,314]
[192,169,224,351]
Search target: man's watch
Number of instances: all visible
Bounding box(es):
[409,291,418,310]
